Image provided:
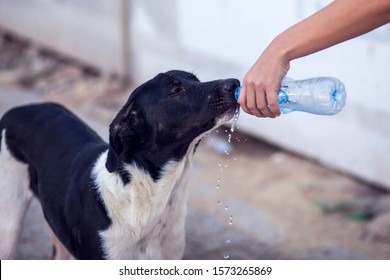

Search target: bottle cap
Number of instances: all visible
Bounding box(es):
[234,86,241,101]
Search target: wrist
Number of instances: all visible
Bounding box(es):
[266,35,292,66]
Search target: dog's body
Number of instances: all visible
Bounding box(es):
[0,70,239,259]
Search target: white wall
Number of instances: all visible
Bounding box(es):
[0,0,389,188]
[0,0,127,75]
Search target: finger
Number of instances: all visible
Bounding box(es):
[247,86,264,117]
[265,89,281,117]
[256,90,276,118]
[237,85,252,115]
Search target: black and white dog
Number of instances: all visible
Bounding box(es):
[0,70,239,260]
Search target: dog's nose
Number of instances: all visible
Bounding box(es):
[222,79,240,93]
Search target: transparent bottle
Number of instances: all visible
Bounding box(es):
[234,77,347,115]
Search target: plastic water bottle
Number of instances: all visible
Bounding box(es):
[234,77,347,115]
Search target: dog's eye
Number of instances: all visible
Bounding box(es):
[169,87,184,96]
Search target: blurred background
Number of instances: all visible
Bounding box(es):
[0,0,389,259]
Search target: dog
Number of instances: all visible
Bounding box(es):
[0,70,240,259]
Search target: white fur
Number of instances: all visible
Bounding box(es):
[93,151,190,259]
[0,129,33,259]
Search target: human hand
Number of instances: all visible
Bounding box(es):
[238,47,290,118]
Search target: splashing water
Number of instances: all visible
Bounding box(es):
[229,215,233,225]
[227,134,232,143]
[218,162,223,172]
[226,109,240,144]
[218,162,230,172]
[213,108,240,260]
[230,108,240,133]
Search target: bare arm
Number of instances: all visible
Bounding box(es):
[239,0,390,118]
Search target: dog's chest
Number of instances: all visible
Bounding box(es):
[102,186,187,259]
[93,153,189,259]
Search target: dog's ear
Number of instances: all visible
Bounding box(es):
[106,107,144,173]
[106,123,124,173]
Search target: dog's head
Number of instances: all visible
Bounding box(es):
[106,70,240,179]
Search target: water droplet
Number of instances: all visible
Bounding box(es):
[218,162,227,172]
[225,239,231,244]
[216,184,220,189]
[227,134,232,143]
[225,206,229,211]
[217,200,221,206]
[233,157,237,161]
[224,150,229,155]
[224,254,230,259]
[217,178,221,183]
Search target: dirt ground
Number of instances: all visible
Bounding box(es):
[1,33,390,260]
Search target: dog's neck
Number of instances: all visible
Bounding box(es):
[123,136,199,182]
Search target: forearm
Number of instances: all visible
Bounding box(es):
[270,0,390,62]
[240,0,390,118]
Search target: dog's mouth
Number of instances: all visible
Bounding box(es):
[208,81,240,126]
[210,97,239,118]
[191,94,239,147]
